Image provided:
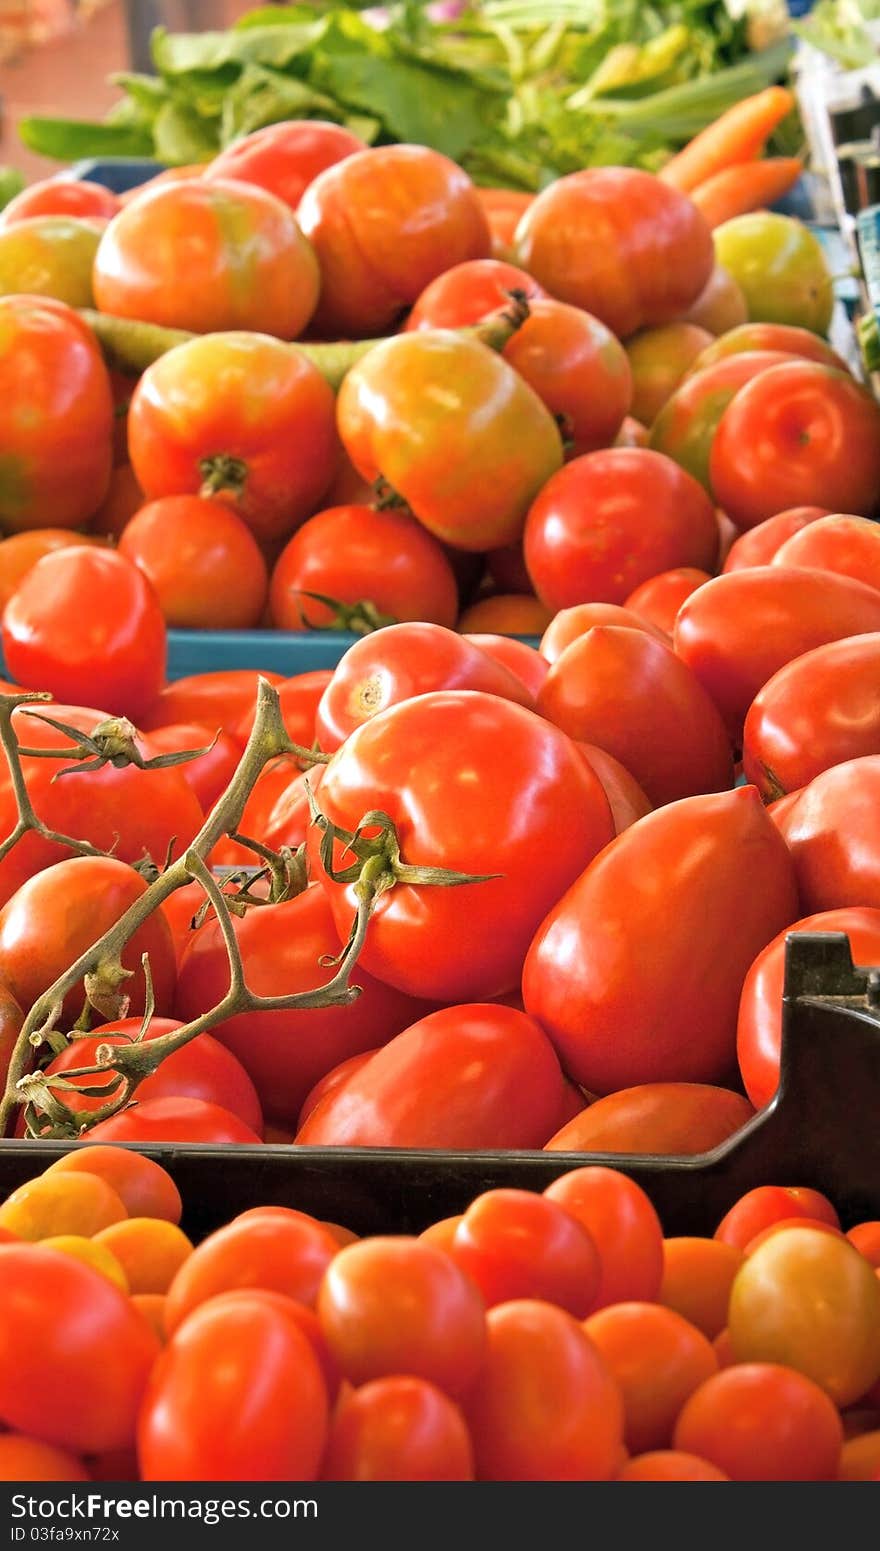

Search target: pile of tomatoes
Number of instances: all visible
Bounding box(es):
[1,1148,879,1481]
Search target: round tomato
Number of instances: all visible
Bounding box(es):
[45,1145,181,1223]
[625,322,713,426]
[0,529,106,615]
[405,258,545,330]
[712,213,834,335]
[514,168,713,338]
[776,756,880,912]
[321,1377,474,1481]
[88,1096,262,1145]
[140,669,285,739]
[524,449,718,610]
[205,119,364,209]
[456,594,553,635]
[773,513,880,592]
[623,568,712,636]
[0,217,101,308]
[660,1237,743,1340]
[0,1432,89,1482]
[1,177,120,226]
[585,1302,718,1455]
[682,263,747,334]
[118,496,268,630]
[722,505,830,572]
[93,179,319,339]
[544,1167,664,1308]
[617,1450,729,1481]
[448,1189,600,1316]
[145,722,241,813]
[648,350,797,491]
[545,1083,754,1155]
[690,322,848,376]
[673,1363,842,1480]
[232,669,331,748]
[164,1208,338,1333]
[714,1186,840,1249]
[502,300,633,456]
[475,187,534,259]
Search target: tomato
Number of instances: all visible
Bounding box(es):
[540,602,668,663]
[0,296,112,532]
[729,1229,880,1406]
[298,145,489,337]
[614,415,650,448]
[773,512,880,592]
[743,1218,845,1256]
[206,756,308,871]
[463,634,548,698]
[456,594,553,634]
[722,505,831,572]
[128,333,338,545]
[139,1293,327,1480]
[322,1377,474,1481]
[1,178,120,227]
[691,322,848,376]
[648,350,797,491]
[91,1218,190,1297]
[405,258,545,330]
[0,1245,160,1453]
[475,188,534,259]
[88,1096,263,1145]
[90,463,144,539]
[309,691,615,1001]
[710,364,880,529]
[715,1186,841,1250]
[682,263,748,334]
[140,669,285,738]
[537,625,733,805]
[712,213,834,334]
[660,1238,743,1340]
[268,504,459,631]
[205,119,364,209]
[45,1145,181,1223]
[2,547,166,719]
[338,331,562,552]
[232,670,332,749]
[585,1303,718,1455]
[174,884,433,1126]
[617,1450,729,1481]
[0,1432,89,1482]
[546,1083,754,1156]
[848,1223,880,1268]
[296,1004,565,1149]
[0,1172,127,1240]
[118,166,204,205]
[449,1189,599,1316]
[0,217,102,308]
[623,568,713,637]
[464,1300,624,1481]
[145,722,241,813]
[839,1432,880,1481]
[0,981,23,1095]
[316,622,534,750]
[501,300,633,457]
[485,541,532,595]
[625,322,713,426]
[514,169,713,338]
[524,786,797,1093]
[118,496,269,630]
[40,1233,128,1290]
[673,567,880,743]
[93,180,319,339]
[572,745,649,836]
[524,449,718,610]
[783,755,880,909]
[544,1167,664,1309]
[0,530,106,614]
[297,1050,378,1131]
[675,1362,842,1480]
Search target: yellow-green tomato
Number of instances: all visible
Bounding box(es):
[0,216,101,307]
[713,213,834,336]
[728,1226,880,1406]
[625,322,713,427]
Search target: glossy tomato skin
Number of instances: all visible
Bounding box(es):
[0,1433,90,1481]
[145,722,241,813]
[682,263,748,335]
[269,504,459,631]
[625,321,713,426]
[296,1004,564,1149]
[298,144,490,337]
[232,669,331,748]
[722,506,830,572]
[174,884,434,1127]
[0,218,102,309]
[524,448,718,611]
[1,178,120,226]
[673,567,880,744]
[449,1189,600,1316]
[648,350,797,492]
[623,568,712,637]
[476,188,533,259]
[93,180,320,339]
[405,258,545,330]
[514,168,713,338]
[577,745,652,835]
[337,331,562,552]
[543,1167,664,1308]
[456,594,552,635]
[321,1377,474,1481]
[88,1096,262,1145]
[205,120,364,210]
[777,756,880,912]
[673,1363,843,1481]
[118,496,269,630]
[0,295,112,532]
[0,528,106,614]
[128,333,338,545]
[464,635,549,698]
[501,300,633,457]
[523,786,799,1094]
[537,625,733,806]
[540,602,669,663]
[773,513,880,591]
[691,322,848,375]
[309,690,615,1002]
[710,363,880,529]
[0,982,23,1094]
[545,1083,754,1155]
[2,548,166,719]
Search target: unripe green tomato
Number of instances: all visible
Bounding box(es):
[712,213,834,336]
[0,216,102,307]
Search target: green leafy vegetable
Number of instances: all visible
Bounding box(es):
[0,169,26,213]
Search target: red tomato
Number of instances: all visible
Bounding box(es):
[463,634,549,698]
[773,512,880,591]
[269,504,459,631]
[546,1083,754,1155]
[0,529,107,614]
[710,364,880,530]
[298,144,490,337]
[475,188,534,259]
[625,322,714,426]
[544,1167,664,1308]
[660,1237,743,1340]
[322,1377,474,1481]
[540,601,669,663]
[776,756,880,912]
[1,178,120,227]
[617,1450,729,1481]
[164,1208,339,1332]
[848,1223,880,1267]
[405,258,545,330]
[623,568,713,637]
[308,691,615,1001]
[0,1432,89,1481]
[673,567,880,743]
[0,295,112,532]
[456,594,553,635]
[297,1049,378,1131]
[523,787,798,1093]
[138,1294,328,1480]
[93,180,320,339]
[691,322,849,375]
[230,670,330,751]
[673,1364,843,1480]
[118,496,269,629]
[205,120,364,209]
[139,669,284,737]
[449,1189,600,1316]
[722,506,831,572]
[577,744,652,835]
[514,168,713,338]
[45,1145,181,1224]
[145,722,240,813]
[502,300,633,457]
[296,1004,565,1150]
[585,1302,718,1454]
[0,982,23,1094]
[742,1218,844,1256]
[464,1300,625,1480]
[174,884,434,1127]
[614,415,650,448]
[715,1186,841,1250]
[648,350,798,492]
[0,1244,160,1453]
[2,547,166,719]
[524,449,719,610]
[129,333,338,545]
[537,625,733,806]
[206,757,309,871]
[88,1097,263,1145]
[683,262,748,336]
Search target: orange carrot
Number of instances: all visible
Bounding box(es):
[690,157,804,228]
[659,86,796,193]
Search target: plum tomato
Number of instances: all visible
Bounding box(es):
[545,1083,754,1156]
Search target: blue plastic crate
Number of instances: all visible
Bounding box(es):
[70,157,165,193]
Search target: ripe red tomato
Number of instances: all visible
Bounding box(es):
[269,504,459,631]
[673,567,880,742]
[514,168,713,338]
[617,1450,729,1480]
[322,1377,474,1481]
[0,529,107,613]
[0,295,112,532]
[449,1189,600,1316]
[144,722,241,813]
[456,594,552,635]
[585,1302,718,1455]
[309,690,615,1001]
[544,1167,664,1308]
[2,547,166,719]
[405,258,545,330]
[537,625,733,806]
[524,449,718,610]
[710,363,880,529]
[138,670,282,738]
[164,1207,339,1332]
[540,602,669,663]
[625,322,713,426]
[88,1097,263,1146]
[206,756,308,871]
[475,188,534,259]
[722,506,831,572]
[523,786,798,1093]
[297,1049,378,1131]
[296,1004,565,1150]
[205,119,364,209]
[546,1083,754,1155]
[648,350,797,491]
[118,496,268,629]
[45,1144,181,1224]
[232,669,331,748]
[0,1433,90,1481]
[463,634,549,698]
[1,177,120,227]
[502,300,633,456]
[715,1186,841,1250]
[691,322,849,375]
[0,982,23,1094]
[773,513,880,591]
[298,144,490,337]
[673,1363,843,1480]
[93,179,320,339]
[577,744,652,834]
[776,756,880,912]
[623,568,713,637]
